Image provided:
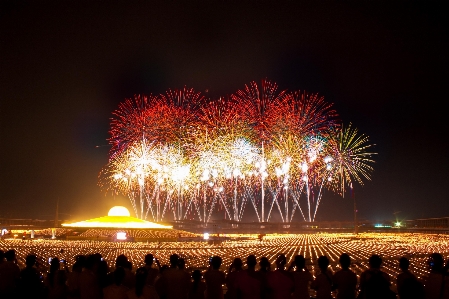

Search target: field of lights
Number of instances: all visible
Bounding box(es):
[1,232,448,294]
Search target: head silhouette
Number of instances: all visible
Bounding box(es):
[25,254,37,267]
[317,256,329,272]
[5,249,16,261]
[178,258,186,270]
[339,253,351,269]
[259,257,271,271]
[210,256,222,270]
[85,254,98,270]
[116,254,128,268]
[232,258,243,270]
[429,253,444,272]
[294,255,306,270]
[399,257,409,271]
[276,254,287,270]
[170,254,179,268]
[369,255,382,269]
[50,257,60,273]
[247,255,257,269]
[145,254,154,266]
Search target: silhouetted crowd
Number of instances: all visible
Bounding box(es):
[0,248,448,299]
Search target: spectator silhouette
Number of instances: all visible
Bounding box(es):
[157,253,190,299]
[332,253,357,299]
[234,255,261,299]
[178,258,187,270]
[225,257,243,299]
[115,254,135,289]
[144,254,160,287]
[0,249,21,299]
[311,255,334,299]
[289,255,313,299]
[258,256,272,299]
[127,267,159,299]
[45,257,69,299]
[396,256,424,299]
[154,265,168,298]
[188,269,206,299]
[98,256,112,289]
[267,253,294,299]
[260,256,271,272]
[67,255,84,299]
[204,255,226,299]
[103,266,129,299]
[359,254,395,299]
[18,254,44,299]
[178,257,191,282]
[178,258,192,291]
[423,253,448,299]
[80,254,102,299]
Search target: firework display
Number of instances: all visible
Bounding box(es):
[99,80,376,223]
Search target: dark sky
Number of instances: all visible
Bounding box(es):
[1,1,448,223]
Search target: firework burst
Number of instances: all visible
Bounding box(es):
[100,80,376,223]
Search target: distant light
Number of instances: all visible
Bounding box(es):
[203,233,210,240]
[395,221,401,227]
[374,224,392,228]
[116,232,127,240]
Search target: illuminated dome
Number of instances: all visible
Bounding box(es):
[108,206,130,217]
[62,205,172,229]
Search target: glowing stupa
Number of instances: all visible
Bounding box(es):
[62,206,172,229]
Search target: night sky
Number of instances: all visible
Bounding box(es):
[1,1,448,223]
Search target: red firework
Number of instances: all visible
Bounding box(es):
[231,79,290,144]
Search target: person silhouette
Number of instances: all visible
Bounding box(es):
[225,257,243,299]
[267,253,294,299]
[188,269,206,299]
[258,256,271,299]
[67,255,84,299]
[157,254,190,299]
[80,254,102,299]
[204,256,226,299]
[423,253,448,299]
[127,267,159,299]
[234,254,261,299]
[45,257,69,299]
[0,249,20,299]
[289,255,313,299]
[144,254,160,287]
[103,266,128,299]
[311,256,333,299]
[396,256,424,299]
[332,253,357,299]
[18,254,44,299]
[359,254,394,299]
